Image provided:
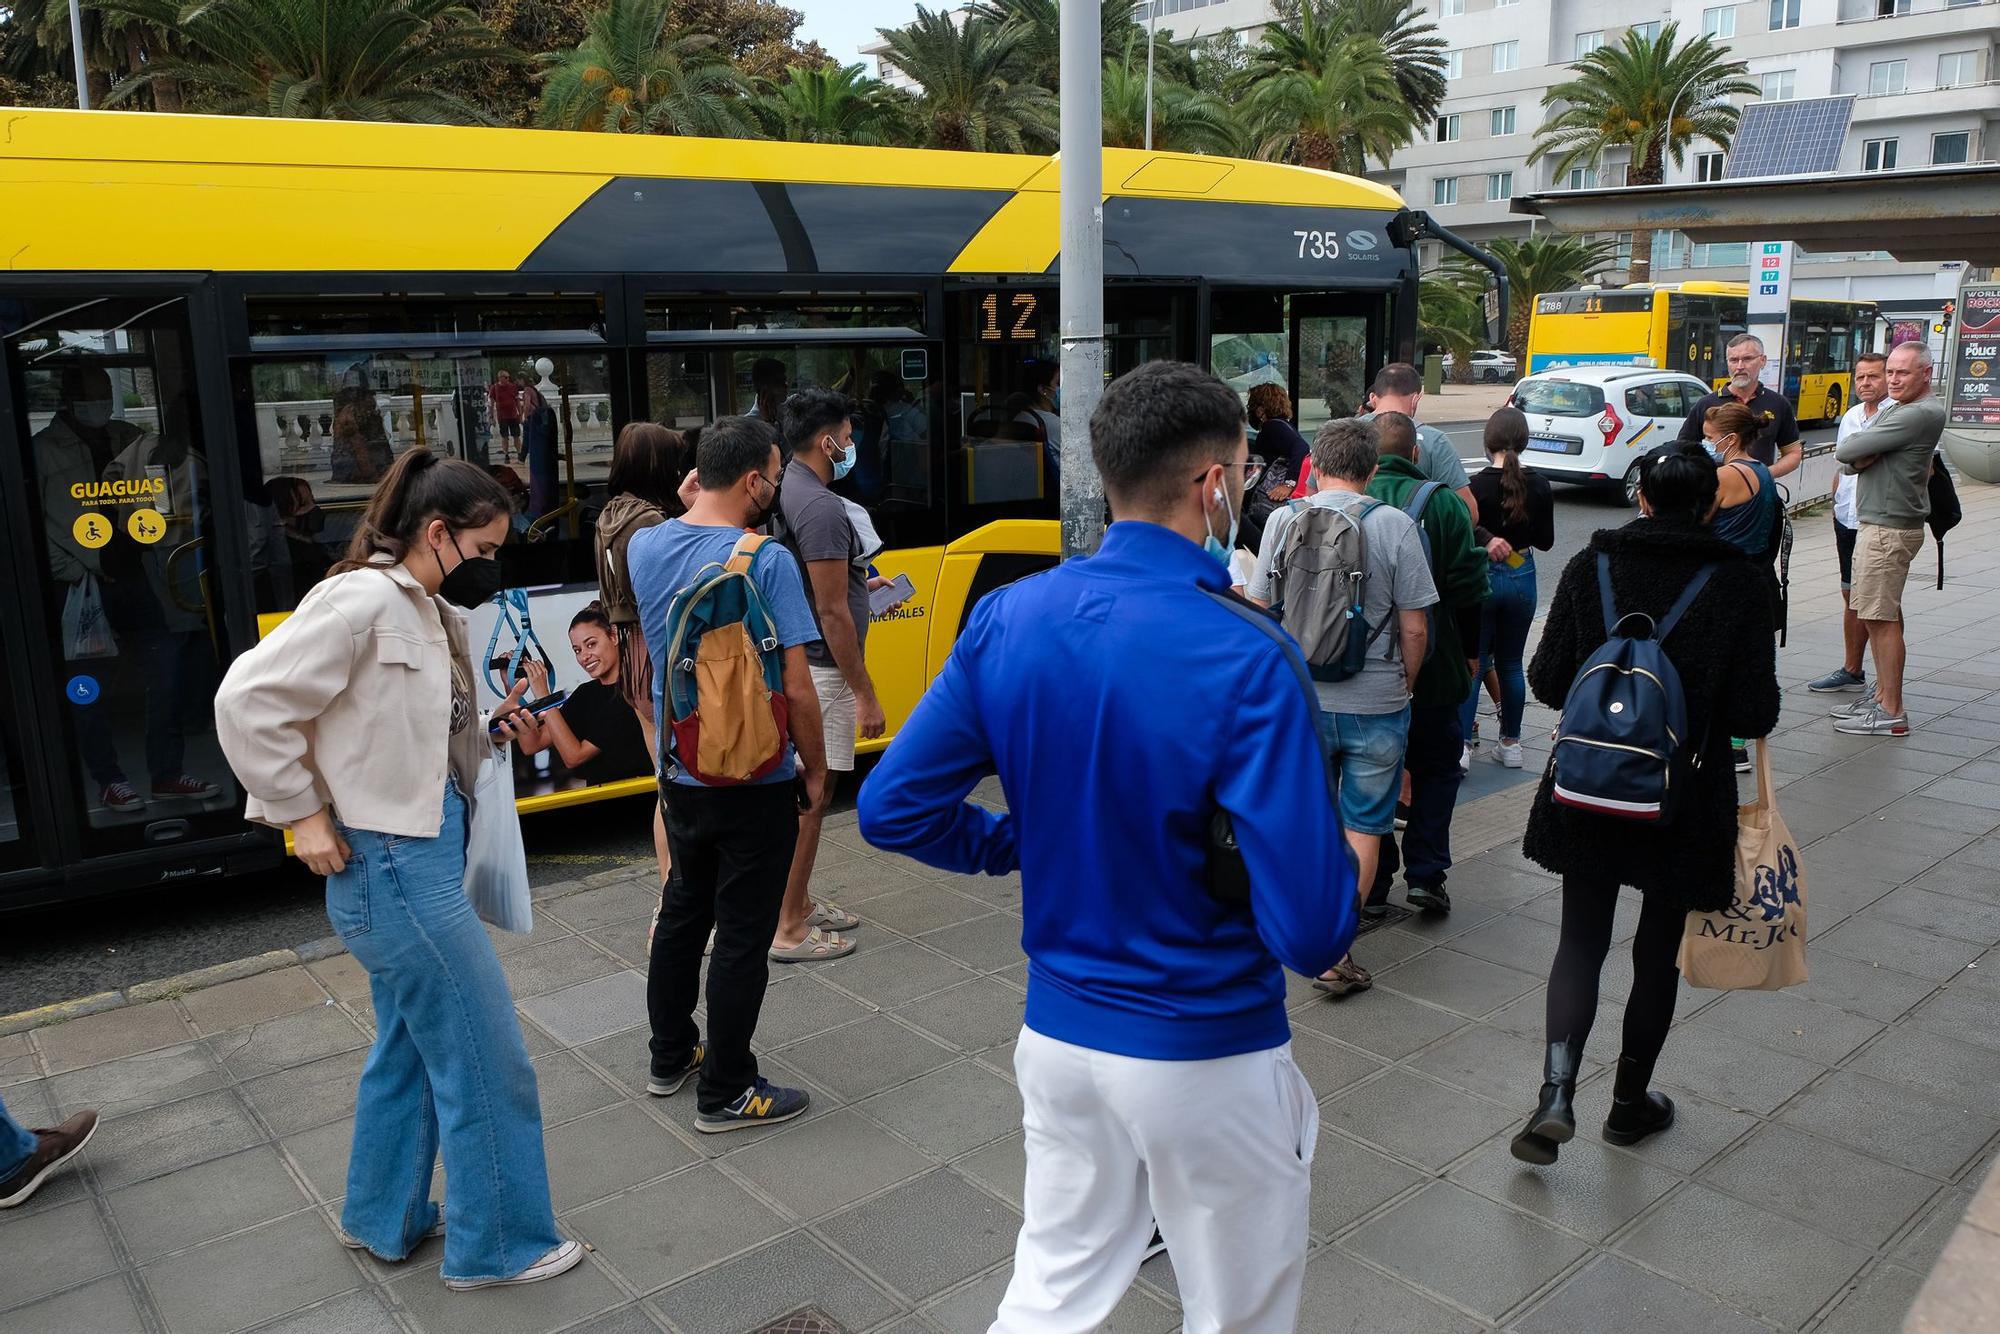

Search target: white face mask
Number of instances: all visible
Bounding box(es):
[73,399,113,429]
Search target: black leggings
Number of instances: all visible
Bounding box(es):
[1545,874,1688,1078]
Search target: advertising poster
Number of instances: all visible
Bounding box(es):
[1948,284,2000,427]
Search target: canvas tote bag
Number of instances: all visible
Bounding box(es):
[1678,739,1808,990]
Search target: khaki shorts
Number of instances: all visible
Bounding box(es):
[1849,523,1925,622]
[811,665,857,772]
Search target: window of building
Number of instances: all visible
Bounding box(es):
[1695,151,1726,181]
[1946,0,1978,8]
[1441,0,1464,15]
[1769,0,1800,28]
[1759,70,1796,100]
[1495,0,1519,8]
[1493,40,1519,72]
[1876,0,1912,14]
[1702,5,1735,38]
[1868,60,1906,95]
[1863,137,1899,171]
[1575,31,1604,57]
[1490,105,1517,136]
[1488,170,1514,199]
[1436,113,1461,142]
[1939,51,1978,87]
[1933,131,1971,165]
[1432,176,1460,205]
[1630,20,1662,41]
[1567,166,1598,190]
[1444,49,1463,79]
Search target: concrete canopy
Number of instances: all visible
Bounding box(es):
[1512,164,2000,266]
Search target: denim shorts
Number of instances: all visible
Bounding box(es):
[1315,706,1412,837]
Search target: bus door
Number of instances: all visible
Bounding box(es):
[0,287,258,903]
[1289,293,1385,435]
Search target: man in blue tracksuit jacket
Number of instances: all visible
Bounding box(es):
[859,361,1358,1334]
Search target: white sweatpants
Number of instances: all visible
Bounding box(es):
[990,1027,1319,1334]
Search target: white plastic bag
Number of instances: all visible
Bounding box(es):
[465,746,532,933]
[62,576,118,660]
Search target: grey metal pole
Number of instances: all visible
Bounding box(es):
[1059,0,1107,559]
[1144,3,1156,152]
[68,0,91,110]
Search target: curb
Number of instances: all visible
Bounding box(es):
[0,861,659,1037]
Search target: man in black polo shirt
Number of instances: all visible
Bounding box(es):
[1675,333,1803,479]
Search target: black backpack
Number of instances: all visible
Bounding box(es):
[1927,455,1962,591]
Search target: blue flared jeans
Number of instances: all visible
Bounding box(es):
[327,780,561,1283]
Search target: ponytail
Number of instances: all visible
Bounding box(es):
[1483,406,1531,526]
[330,447,512,575]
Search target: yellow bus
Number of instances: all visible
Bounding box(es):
[1526,282,1877,425]
[0,106,1476,906]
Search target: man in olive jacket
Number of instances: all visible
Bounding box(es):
[1365,412,1490,917]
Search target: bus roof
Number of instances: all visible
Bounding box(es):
[0,107,1407,275]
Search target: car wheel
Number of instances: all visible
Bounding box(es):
[1621,462,1644,508]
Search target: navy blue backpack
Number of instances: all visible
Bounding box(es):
[1551,554,1715,824]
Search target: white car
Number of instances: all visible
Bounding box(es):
[1507,366,1711,505]
[1440,349,1519,383]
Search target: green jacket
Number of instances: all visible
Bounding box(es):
[1366,455,1490,705]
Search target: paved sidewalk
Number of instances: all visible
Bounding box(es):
[5,487,2000,1334]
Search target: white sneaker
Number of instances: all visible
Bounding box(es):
[1497,741,1524,769]
[1828,689,1877,719]
[444,1240,585,1291]
[1459,745,1472,774]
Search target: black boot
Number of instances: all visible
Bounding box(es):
[1602,1054,1675,1146]
[1510,1039,1582,1165]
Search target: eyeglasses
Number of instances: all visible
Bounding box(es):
[1195,455,1267,483]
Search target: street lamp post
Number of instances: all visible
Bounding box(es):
[1059,0,1107,558]
[68,0,91,110]
[1143,0,1157,152]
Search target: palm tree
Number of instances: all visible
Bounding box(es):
[1242,34,1413,172]
[754,62,909,146]
[1448,234,1622,362]
[967,0,1140,92]
[538,0,755,135]
[874,6,1055,153]
[90,0,517,123]
[1100,36,1243,154]
[1420,273,1486,382]
[1530,24,1757,281]
[1247,0,1445,134]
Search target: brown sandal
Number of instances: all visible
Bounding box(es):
[1312,957,1373,998]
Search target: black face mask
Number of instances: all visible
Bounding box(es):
[751,472,783,529]
[434,530,505,610]
[298,507,327,536]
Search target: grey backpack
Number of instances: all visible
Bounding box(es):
[1271,498,1389,683]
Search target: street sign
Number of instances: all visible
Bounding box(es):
[1946,283,2000,426]
[1747,241,1794,393]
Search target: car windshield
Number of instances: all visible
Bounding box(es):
[1515,380,1606,417]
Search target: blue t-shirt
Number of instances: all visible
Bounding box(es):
[628,520,818,786]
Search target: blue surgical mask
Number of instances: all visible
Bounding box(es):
[1702,442,1722,461]
[827,437,854,482]
[1050,387,1062,410]
[1202,480,1240,567]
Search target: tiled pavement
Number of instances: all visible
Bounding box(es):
[5,484,2000,1334]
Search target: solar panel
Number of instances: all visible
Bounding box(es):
[1722,97,1855,179]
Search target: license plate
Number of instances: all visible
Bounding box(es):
[1527,435,1573,453]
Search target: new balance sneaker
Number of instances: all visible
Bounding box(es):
[1829,689,1878,719]
[1406,883,1452,916]
[444,1239,585,1290]
[647,1042,706,1097]
[99,782,143,812]
[695,1077,809,1134]
[1807,666,1867,694]
[1833,704,1910,737]
[152,774,221,800]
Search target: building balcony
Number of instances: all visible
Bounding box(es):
[1851,80,2000,121]
[1833,0,2000,42]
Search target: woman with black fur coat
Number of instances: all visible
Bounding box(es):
[1511,444,1781,1166]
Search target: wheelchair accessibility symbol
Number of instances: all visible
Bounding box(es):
[66,675,101,706]
[72,513,114,550]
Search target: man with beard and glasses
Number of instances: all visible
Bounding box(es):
[860,361,1357,1334]
[1676,334,1804,480]
[627,415,829,1133]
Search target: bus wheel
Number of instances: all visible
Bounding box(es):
[1622,463,1644,508]
[1824,386,1841,425]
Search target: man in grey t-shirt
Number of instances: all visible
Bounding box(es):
[1361,361,1477,528]
[1250,417,1436,997]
